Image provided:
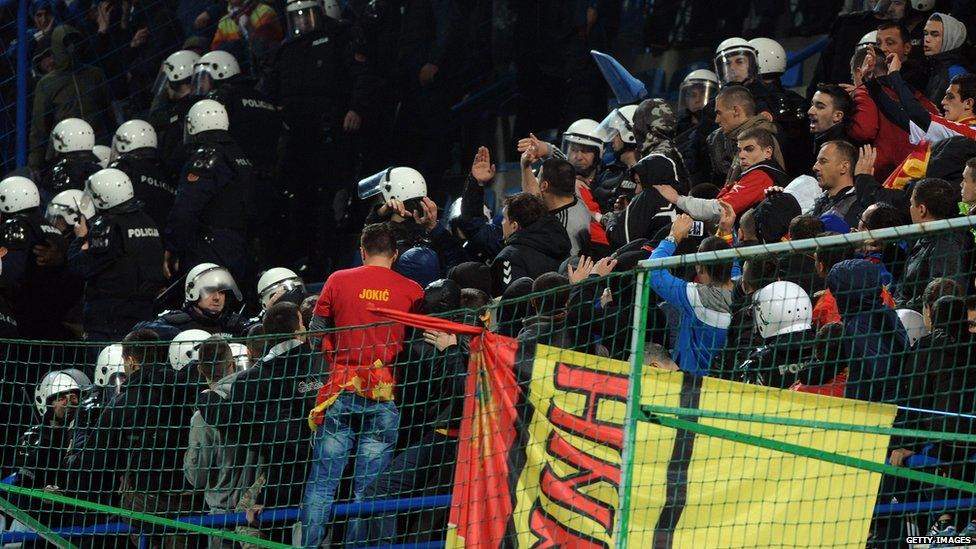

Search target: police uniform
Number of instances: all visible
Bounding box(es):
[0,211,78,339]
[44,151,102,194]
[151,94,196,181]
[109,150,178,228]
[165,140,253,286]
[134,304,248,341]
[67,199,165,342]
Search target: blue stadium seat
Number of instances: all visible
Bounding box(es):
[781,50,804,88]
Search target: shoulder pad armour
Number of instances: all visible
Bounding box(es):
[88,215,113,250]
[159,310,192,325]
[0,217,31,250]
[189,146,221,172]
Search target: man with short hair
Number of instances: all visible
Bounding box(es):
[808,83,853,150]
[303,223,424,548]
[489,192,571,295]
[896,178,972,311]
[517,272,573,348]
[811,140,864,230]
[961,157,976,217]
[520,156,598,257]
[707,86,785,186]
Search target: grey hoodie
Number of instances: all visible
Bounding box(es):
[931,13,967,54]
[184,370,262,512]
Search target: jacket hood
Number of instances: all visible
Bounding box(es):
[931,13,967,53]
[50,24,82,71]
[753,192,801,243]
[507,214,572,260]
[827,259,882,315]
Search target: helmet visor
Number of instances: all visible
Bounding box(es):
[151,67,170,103]
[714,49,758,85]
[260,277,305,309]
[45,202,79,226]
[287,4,324,37]
[357,168,390,200]
[678,80,718,113]
[191,65,216,97]
[595,109,629,144]
[191,267,243,301]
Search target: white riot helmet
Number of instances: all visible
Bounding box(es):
[161,50,200,83]
[561,118,606,159]
[753,281,813,339]
[748,37,787,76]
[896,309,928,347]
[286,0,326,36]
[257,267,305,310]
[85,168,134,210]
[0,176,40,214]
[169,329,212,371]
[358,166,427,204]
[678,69,720,114]
[910,0,935,10]
[46,189,96,227]
[185,263,242,303]
[51,118,95,154]
[323,0,340,19]
[112,120,157,159]
[34,369,89,416]
[714,37,759,85]
[856,31,879,51]
[596,104,638,146]
[228,342,251,371]
[92,145,111,168]
[191,50,241,96]
[184,99,230,143]
[94,344,127,387]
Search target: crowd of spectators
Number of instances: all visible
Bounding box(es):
[0,0,975,547]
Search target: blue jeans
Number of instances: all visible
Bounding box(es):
[301,392,399,549]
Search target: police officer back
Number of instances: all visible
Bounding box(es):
[43,118,102,195]
[108,120,177,228]
[149,50,201,180]
[67,168,165,343]
[164,99,253,287]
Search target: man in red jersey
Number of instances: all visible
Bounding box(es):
[302,222,423,548]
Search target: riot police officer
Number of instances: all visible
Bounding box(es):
[43,118,102,195]
[134,262,248,339]
[46,189,96,237]
[109,120,177,227]
[0,176,77,339]
[164,99,253,287]
[67,168,165,343]
[149,50,202,180]
[259,0,381,277]
[675,69,720,136]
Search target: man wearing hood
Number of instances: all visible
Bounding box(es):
[28,25,113,174]
[922,12,972,105]
[490,192,571,296]
[827,259,908,403]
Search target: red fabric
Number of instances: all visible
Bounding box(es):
[716,169,774,215]
[791,369,847,398]
[812,287,897,328]
[848,86,938,182]
[310,265,423,414]
[576,184,610,246]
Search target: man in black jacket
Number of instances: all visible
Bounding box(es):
[202,301,326,543]
[490,192,571,296]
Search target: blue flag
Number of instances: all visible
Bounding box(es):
[591,50,647,104]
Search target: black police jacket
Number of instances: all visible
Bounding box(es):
[150,94,196,180]
[208,77,282,174]
[133,304,248,341]
[82,202,165,302]
[44,151,102,194]
[110,150,177,227]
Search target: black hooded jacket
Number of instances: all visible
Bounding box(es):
[490,215,571,295]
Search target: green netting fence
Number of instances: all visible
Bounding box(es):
[0,216,975,548]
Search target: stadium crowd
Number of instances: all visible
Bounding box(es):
[0,0,976,547]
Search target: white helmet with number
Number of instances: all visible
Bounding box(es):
[753,281,813,339]
[94,344,127,387]
[192,50,241,96]
[86,168,134,210]
[228,342,252,371]
[185,262,243,303]
[162,50,201,82]
[93,145,111,168]
[596,105,638,145]
[112,120,157,156]
[714,37,759,85]
[185,99,230,136]
[0,176,40,213]
[257,267,305,310]
[896,309,928,347]
[856,31,878,51]
[34,369,89,416]
[51,118,95,154]
[358,167,427,203]
[561,118,606,158]
[46,189,96,227]
[169,329,212,371]
[748,37,787,76]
